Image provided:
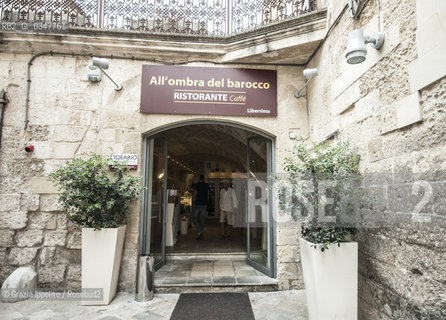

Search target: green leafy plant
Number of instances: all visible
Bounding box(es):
[282,138,361,251]
[49,153,143,230]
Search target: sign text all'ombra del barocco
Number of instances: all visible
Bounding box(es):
[140,65,277,116]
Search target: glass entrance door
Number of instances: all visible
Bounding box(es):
[246,136,274,277]
[141,136,167,270]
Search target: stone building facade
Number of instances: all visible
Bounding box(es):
[0,0,445,319]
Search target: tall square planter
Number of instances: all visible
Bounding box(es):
[81,225,126,305]
[299,237,358,320]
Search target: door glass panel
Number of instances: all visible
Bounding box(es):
[144,136,167,268]
[247,136,273,276]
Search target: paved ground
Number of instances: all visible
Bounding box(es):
[155,255,277,287]
[1,290,308,320]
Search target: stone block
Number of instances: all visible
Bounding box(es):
[52,142,79,159]
[332,82,361,115]
[0,194,20,212]
[355,89,380,122]
[432,182,446,216]
[66,265,81,281]
[27,125,51,141]
[38,265,66,284]
[56,214,68,229]
[276,228,298,246]
[0,161,13,176]
[8,247,38,265]
[0,229,15,247]
[31,177,59,194]
[414,147,446,181]
[57,110,92,126]
[15,229,44,247]
[0,176,31,195]
[278,279,290,291]
[290,279,304,290]
[66,231,81,249]
[408,41,446,93]
[393,155,415,184]
[277,262,299,280]
[396,92,422,129]
[13,161,45,176]
[56,247,81,264]
[367,138,384,163]
[43,160,66,176]
[39,194,63,212]
[277,245,300,263]
[43,230,67,246]
[28,212,55,229]
[0,248,6,265]
[20,194,40,211]
[53,125,87,142]
[0,211,28,229]
[123,231,138,249]
[45,217,57,230]
[66,281,81,289]
[387,184,416,214]
[31,141,52,160]
[362,158,393,186]
[39,247,56,266]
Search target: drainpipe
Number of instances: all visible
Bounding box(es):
[0,89,8,149]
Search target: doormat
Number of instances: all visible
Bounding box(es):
[169,293,255,320]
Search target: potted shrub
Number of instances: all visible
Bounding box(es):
[281,139,362,320]
[49,153,142,305]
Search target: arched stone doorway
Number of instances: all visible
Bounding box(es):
[139,120,276,282]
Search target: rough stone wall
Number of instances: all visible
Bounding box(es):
[0,54,143,291]
[306,0,446,318]
[0,51,307,290]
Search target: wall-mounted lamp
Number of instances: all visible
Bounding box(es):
[88,57,123,91]
[294,68,318,98]
[345,29,385,64]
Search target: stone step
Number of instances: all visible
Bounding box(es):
[154,254,278,294]
[155,283,279,294]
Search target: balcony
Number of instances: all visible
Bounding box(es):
[0,0,318,36]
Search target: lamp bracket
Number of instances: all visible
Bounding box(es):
[365,32,385,50]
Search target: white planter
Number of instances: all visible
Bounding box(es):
[299,237,358,320]
[82,225,126,305]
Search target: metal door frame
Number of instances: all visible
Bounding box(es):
[139,135,168,270]
[246,136,276,278]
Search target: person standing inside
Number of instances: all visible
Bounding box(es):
[191,174,209,240]
[219,179,238,239]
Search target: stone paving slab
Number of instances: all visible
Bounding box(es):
[1,290,308,320]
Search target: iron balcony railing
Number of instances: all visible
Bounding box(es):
[0,0,317,36]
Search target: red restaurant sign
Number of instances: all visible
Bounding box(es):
[140,65,277,116]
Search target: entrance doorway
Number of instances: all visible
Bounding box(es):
[139,122,276,278]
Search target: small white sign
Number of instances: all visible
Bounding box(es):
[109,154,138,170]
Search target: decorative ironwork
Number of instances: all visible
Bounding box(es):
[1,0,317,35]
[232,0,317,33]
[0,0,98,27]
[102,0,226,35]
